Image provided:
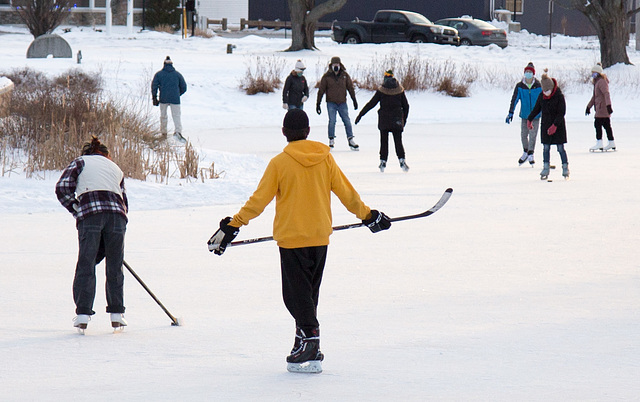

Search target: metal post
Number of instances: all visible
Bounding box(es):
[548,0,554,49]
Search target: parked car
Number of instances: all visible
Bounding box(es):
[332,10,460,45]
[434,18,508,48]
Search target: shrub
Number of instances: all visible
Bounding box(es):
[0,67,204,182]
[351,52,475,97]
[240,55,286,95]
[146,0,182,32]
[15,0,73,38]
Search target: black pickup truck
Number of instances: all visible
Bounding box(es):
[331,10,460,45]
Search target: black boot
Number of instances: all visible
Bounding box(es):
[286,327,324,363]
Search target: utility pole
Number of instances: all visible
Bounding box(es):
[548,0,554,49]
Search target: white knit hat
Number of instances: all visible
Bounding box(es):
[294,60,306,72]
[591,63,603,74]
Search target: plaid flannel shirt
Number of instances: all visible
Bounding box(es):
[56,157,128,221]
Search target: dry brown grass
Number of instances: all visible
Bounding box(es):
[0,68,207,182]
[154,24,175,34]
[351,52,476,97]
[240,55,286,95]
[193,28,215,38]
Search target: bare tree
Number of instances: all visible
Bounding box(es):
[15,0,73,38]
[559,0,640,67]
[287,0,347,51]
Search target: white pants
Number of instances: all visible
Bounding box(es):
[159,103,182,135]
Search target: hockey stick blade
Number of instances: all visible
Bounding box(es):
[226,188,453,248]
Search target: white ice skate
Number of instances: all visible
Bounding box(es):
[589,140,603,152]
[73,314,90,334]
[110,313,128,332]
[604,140,616,152]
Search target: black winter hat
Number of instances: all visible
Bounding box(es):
[283,109,309,130]
[164,56,173,65]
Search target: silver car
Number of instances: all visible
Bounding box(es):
[435,18,508,48]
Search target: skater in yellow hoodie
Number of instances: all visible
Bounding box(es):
[208,109,391,373]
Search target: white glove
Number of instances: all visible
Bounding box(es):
[282,103,288,110]
[301,96,308,103]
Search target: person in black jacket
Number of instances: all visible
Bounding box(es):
[282,60,309,110]
[527,69,569,180]
[355,70,410,172]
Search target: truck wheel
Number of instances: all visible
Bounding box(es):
[344,34,360,44]
[411,35,427,43]
[461,38,472,46]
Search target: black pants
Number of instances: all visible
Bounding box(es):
[594,117,614,141]
[279,246,328,333]
[380,130,405,161]
[74,213,126,315]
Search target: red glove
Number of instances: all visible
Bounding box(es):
[526,120,533,130]
[547,124,557,135]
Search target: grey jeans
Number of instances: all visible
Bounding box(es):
[74,213,127,315]
[520,118,539,153]
[160,103,182,134]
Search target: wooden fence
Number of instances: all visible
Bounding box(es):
[206,18,332,31]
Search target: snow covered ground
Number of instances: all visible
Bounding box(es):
[1,25,639,400]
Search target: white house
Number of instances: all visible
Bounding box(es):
[197,0,247,27]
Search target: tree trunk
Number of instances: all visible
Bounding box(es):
[287,0,347,51]
[568,0,631,67]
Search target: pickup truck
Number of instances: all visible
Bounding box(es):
[331,10,460,45]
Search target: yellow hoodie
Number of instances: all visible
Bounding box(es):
[229,140,371,249]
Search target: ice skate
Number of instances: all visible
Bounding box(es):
[379,160,386,173]
[399,158,410,172]
[518,151,528,165]
[562,163,570,180]
[589,139,603,152]
[73,314,90,334]
[348,137,359,151]
[527,153,535,166]
[110,313,128,332]
[173,132,187,144]
[540,162,550,180]
[286,328,323,374]
[329,138,335,148]
[604,140,616,152]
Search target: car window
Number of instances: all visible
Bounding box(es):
[375,12,389,23]
[389,13,408,24]
[453,22,464,30]
[404,12,432,25]
[470,20,496,29]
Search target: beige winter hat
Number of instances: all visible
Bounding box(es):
[591,62,603,74]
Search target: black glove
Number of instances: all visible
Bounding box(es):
[316,103,322,115]
[207,217,239,255]
[355,114,362,124]
[607,105,613,114]
[585,106,590,116]
[362,210,391,233]
[152,95,159,106]
[353,99,358,110]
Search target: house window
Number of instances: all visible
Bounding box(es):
[505,0,523,14]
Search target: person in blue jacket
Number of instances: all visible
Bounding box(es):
[506,62,542,166]
[152,56,187,142]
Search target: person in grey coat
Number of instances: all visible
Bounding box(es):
[152,56,187,142]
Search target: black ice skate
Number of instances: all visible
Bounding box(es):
[286,328,324,373]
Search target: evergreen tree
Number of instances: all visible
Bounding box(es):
[146,0,181,31]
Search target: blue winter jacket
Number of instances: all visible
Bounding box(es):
[508,78,542,119]
[152,65,187,104]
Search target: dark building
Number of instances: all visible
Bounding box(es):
[249,0,597,37]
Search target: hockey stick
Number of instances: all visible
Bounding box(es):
[123,260,182,326]
[226,187,453,248]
